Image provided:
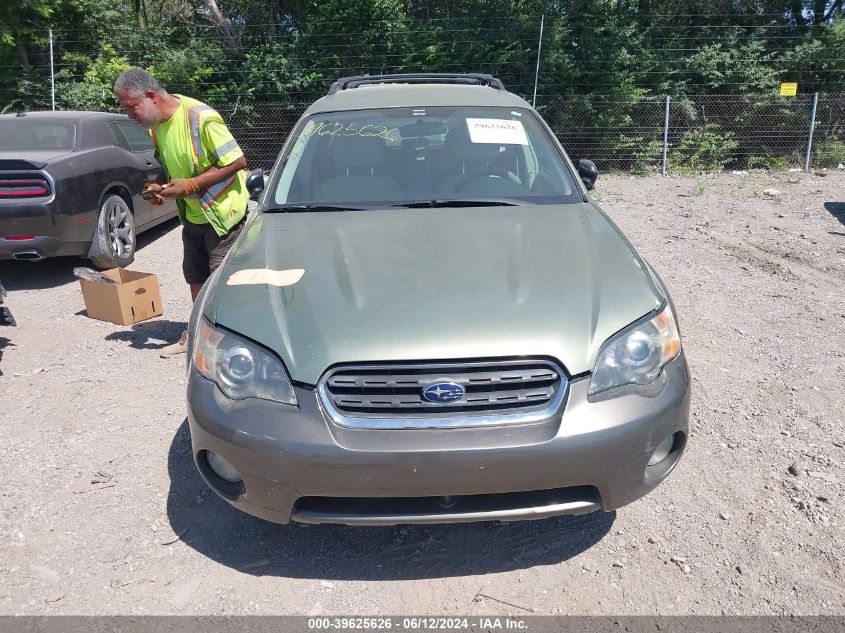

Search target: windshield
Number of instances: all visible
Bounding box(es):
[270,106,579,207]
[0,120,76,151]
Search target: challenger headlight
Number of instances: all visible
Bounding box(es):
[588,304,681,395]
[192,317,297,405]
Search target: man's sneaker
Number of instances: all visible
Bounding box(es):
[160,330,188,358]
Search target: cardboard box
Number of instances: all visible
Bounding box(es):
[79,268,163,325]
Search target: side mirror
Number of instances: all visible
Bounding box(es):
[577,159,598,191]
[245,168,265,200]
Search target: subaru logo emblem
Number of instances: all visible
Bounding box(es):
[422,381,465,404]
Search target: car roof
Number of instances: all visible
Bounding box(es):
[304,84,533,115]
[0,111,126,123]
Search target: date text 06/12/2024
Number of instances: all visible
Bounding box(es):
[307,618,528,631]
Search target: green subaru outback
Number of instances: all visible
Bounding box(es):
[185,73,690,525]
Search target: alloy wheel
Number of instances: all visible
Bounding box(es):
[106,198,134,259]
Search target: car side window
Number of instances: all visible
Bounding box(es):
[117,122,155,152]
[109,123,132,151]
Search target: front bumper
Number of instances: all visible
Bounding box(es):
[186,355,690,525]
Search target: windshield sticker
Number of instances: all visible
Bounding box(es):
[226,268,305,287]
[466,118,528,145]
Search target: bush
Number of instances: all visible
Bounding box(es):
[669,124,739,173]
[578,134,664,174]
[746,151,792,171]
[632,139,665,175]
[609,135,664,174]
[815,139,845,168]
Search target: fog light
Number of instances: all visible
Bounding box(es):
[648,435,675,466]
[207,451,242,482]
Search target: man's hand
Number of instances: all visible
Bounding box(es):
[160,178,201,199]
[142,181,165,206]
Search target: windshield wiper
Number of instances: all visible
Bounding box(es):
[394,199,523,208]
[263,204,366,213]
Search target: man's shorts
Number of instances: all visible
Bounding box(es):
[182,214,247,285]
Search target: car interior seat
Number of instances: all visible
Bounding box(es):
[435,125,524,197]
[319,135,402,203]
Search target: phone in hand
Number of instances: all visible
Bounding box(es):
[141,185,165,200]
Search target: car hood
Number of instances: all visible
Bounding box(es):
[209,204,663,385]
[0,150,72,168]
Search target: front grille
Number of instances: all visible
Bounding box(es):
[292,486,601,525]
[320,360,566,423]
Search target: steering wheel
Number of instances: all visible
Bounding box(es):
[455,166,521,193]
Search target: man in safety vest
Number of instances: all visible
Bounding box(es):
[114,68,248,357]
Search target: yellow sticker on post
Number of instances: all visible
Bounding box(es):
[466,118,529,145]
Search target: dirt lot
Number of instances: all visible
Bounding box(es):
[1,172,843,616]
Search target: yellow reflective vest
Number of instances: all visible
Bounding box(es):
[150,95,247,236]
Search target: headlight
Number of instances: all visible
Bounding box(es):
[588,304,681,395]
[192,317,297,405]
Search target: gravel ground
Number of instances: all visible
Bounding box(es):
[0,171,843,616]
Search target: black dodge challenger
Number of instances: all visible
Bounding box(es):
[0,111,177,268]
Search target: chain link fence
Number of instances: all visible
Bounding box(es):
[17,86,845,173]
[538,93,845,174]
[214,102,308,171]
[814,94,845,168]
[215,93,845,174]
[537,95,668,174]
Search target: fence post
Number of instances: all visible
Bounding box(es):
[661,95,670,176]
[804,92,819,172]
[49,29,55,111]
[532,14,544,108]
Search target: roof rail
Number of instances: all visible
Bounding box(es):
[327,73,506,95]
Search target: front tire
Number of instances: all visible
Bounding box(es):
[89,194,136,269]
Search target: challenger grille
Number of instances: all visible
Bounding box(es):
[320,360,566,419]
